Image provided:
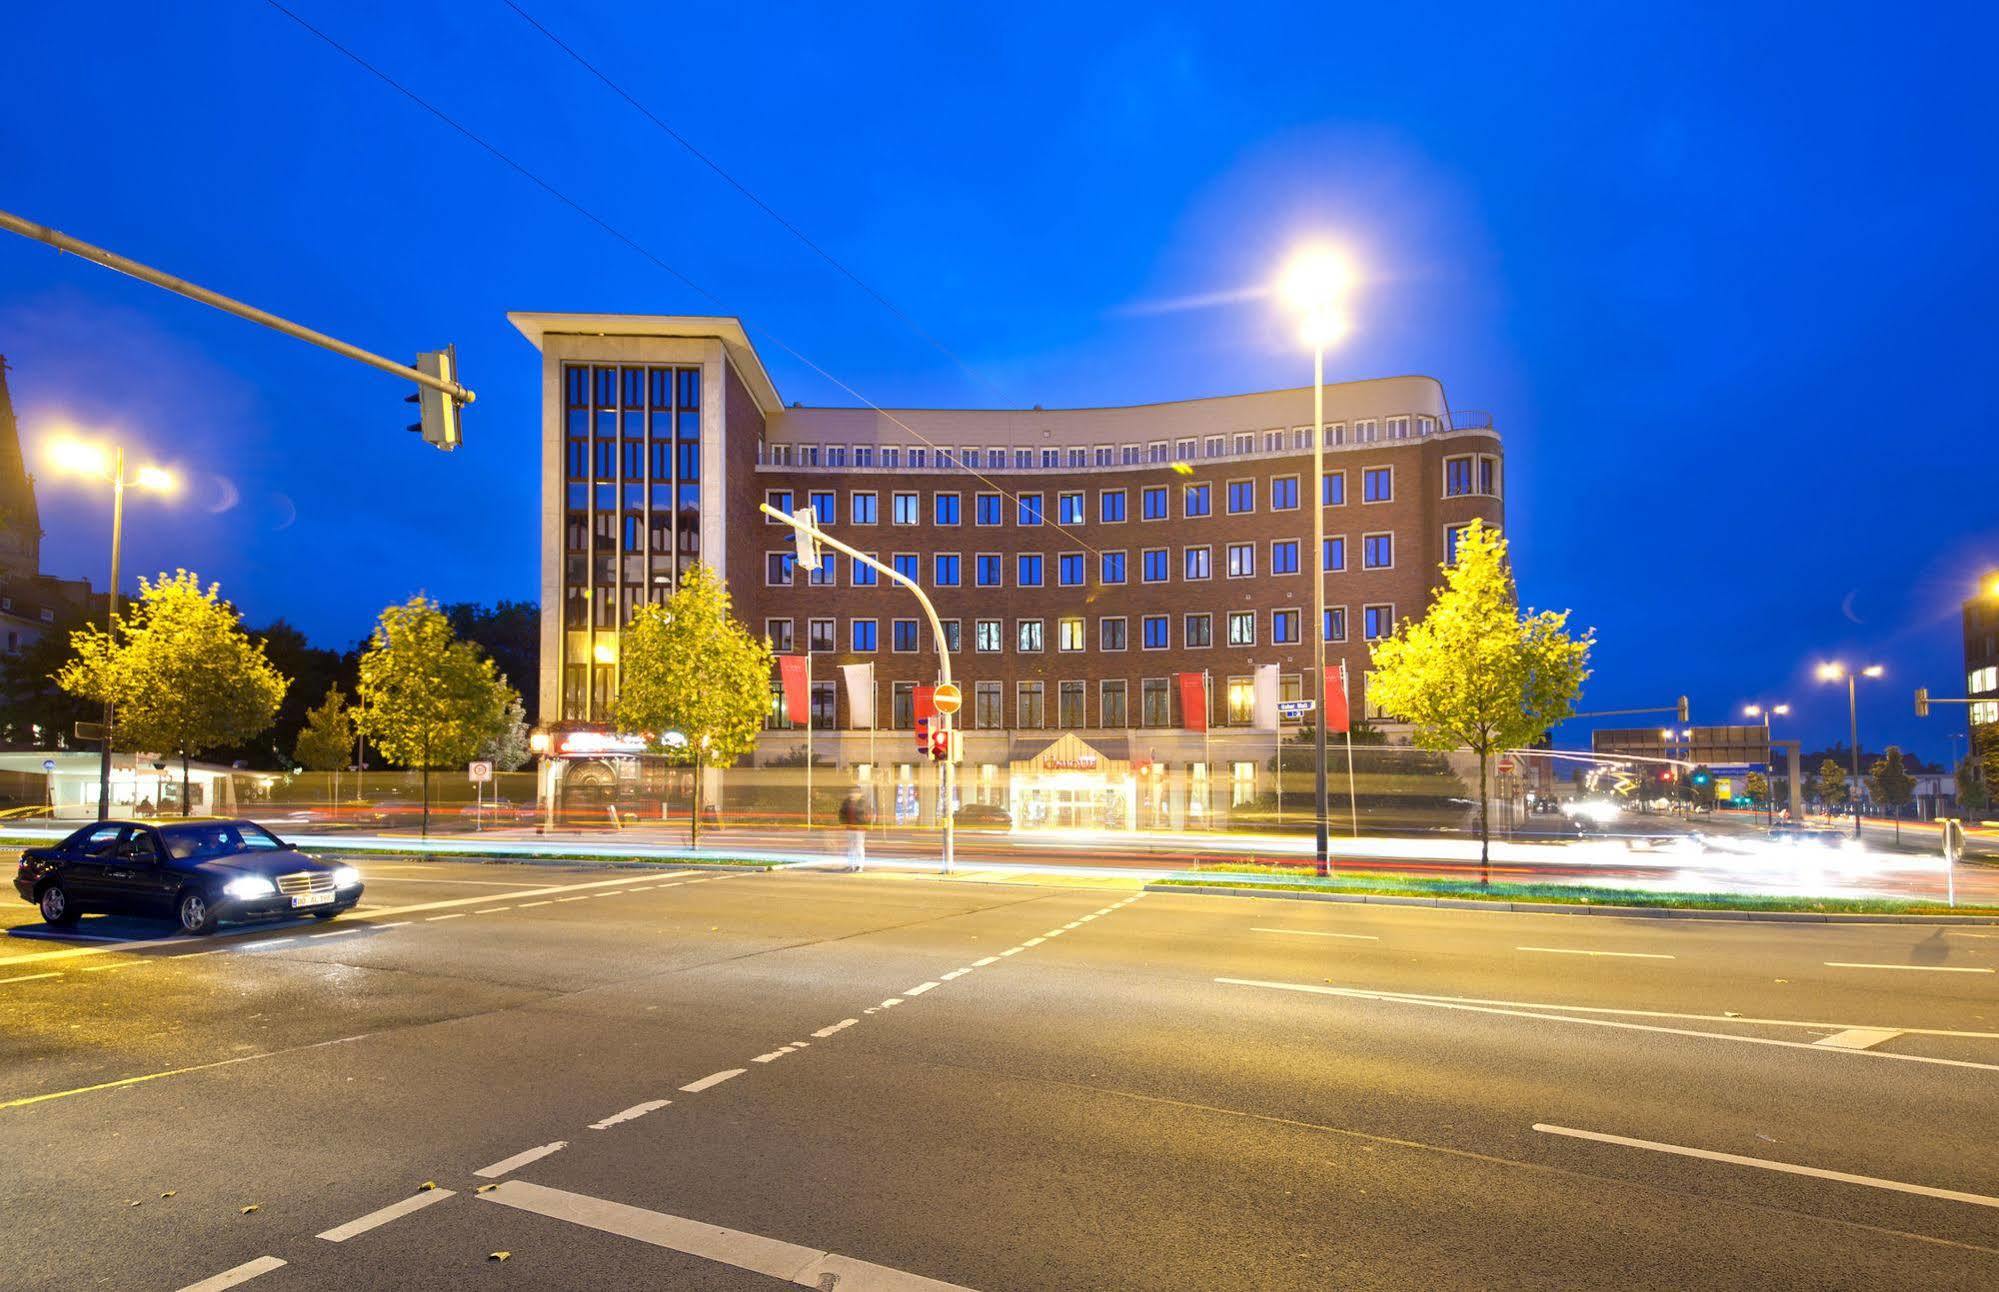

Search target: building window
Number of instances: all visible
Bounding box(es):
[1226,480,1255,514]
[1184,546,1212,581]
[807,618,835,652]
[976,619,1004,653]
[1175,437,1196,461]
[1355,420,1377,443]
[1018,619,1045,652]
[1101,679,1128,727]
[765,618,794,652]
[1148,441,1168,463]
[808,554,837,586]
[1141,678,1171,727]
[892,682,914,728]
[1227,542,1255,578]
[941,619,962,653]
[1100,617,1128,651]
[1273,609,1300,644]
[976,553,1003,587]
[1388,416,1410,440]
[935,553,962,586]
[1228,611,1256,646]
[1324,607,1347,642]
[1018,553,1044,587]
[851,491,878,525]
[1445,456,1474,497]
[808,490,835,525]
[766,551,794,585]
[880,447,899,469]
[892,619,920,652]
[1363,533,1393,569]
[1018,682,1047,728]
[1142,548,1169,582]
[1014,448,1033,470]
[935,492,961,525]
[1184,483,1211,517]
[1445,523,1470,565]
[1059,492,1085,525]
[1273,540,1300,575]
[893,552,919,581]
[764,488,793,520]
[1263,429,1284,453]
[1363,467,1392,503]
[1479,455,1500,496]
[855,446,874,467]
[853,555,879,587]
[1364,604,1394,640]
[1142,615,1169,650]
[908,447,926,469]
[1323,471,1345,506]
[1058,552,1086,586]
[1100,489,1127,522]
[1018,493,1044,526]
[1271,475,1300,510]
[1141,486,1168,520]
[893,492,920,524]
[1042,448,1060,469]
[1185,613,1212,648]
[1122,445,1141,466]
[976,493,1003,525]
[1058,617,1086,651]
[1095,446,1115,467]
[1101,550,1127,584]
[1227,677,1255,726]
[975,681,1004,729]
[1324,536,1346,571]
[851,619,878,652]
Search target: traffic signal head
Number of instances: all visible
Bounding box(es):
[790,506,821,572]
[1691,770,1711,786]
[1915,687,1930,718]
[1676,695,1689,723]
[930,729,950,762]
[405,347,463,451]
[914,714,931,753]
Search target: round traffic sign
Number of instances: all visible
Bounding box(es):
[932,682,962,715]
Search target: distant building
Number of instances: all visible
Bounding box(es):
[0,356,93,654]
[1966,574,1998,730]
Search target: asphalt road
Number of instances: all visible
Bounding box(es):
[2,856,1996,1290]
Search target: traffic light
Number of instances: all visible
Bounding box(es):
[1676,695,1689,723]
[1915,687,1930,718]
[1691,769,1711,786]
[914,713,932,755]
[929,728,950,762]
[405,347,463,451]
[790,506,821,572]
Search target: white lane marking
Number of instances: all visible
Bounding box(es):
[1824,962,1993,974]
[879,998,903,1008]
[479,1179,978,1289]
[752,1050,790,1063]
[425,913,466,922]
[1816,1028,1904,1051]
[308,928,359,939]
[940,969,968,980]
[590,1099,671,1130]
[0,971,61,984]
[353,876,529,886]
[1518,946,1675,960]
[374,921,412,929]
[1021,937,1045,947]
[81,961,142,972]
[904,981,938,996]
[1063,922,1082,930]
[473,907,513,915]
[517,901,552,908]
[174,1255,288,1290]
[679,1068,745,1093]
[1044,929,1066,937]
[972,956,999,967]
[1533,1124,1999,1210]
[316,1187,456,1241]
[999,948,1022,956]
[811,1019,858,1038]
[235,937,297,950]
[1252,927,1380,941]
[1217,978,1999,1073]
[473,1141,568,1178]
[557,896,593,903]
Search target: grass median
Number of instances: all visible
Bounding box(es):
[1156,863,1997,916]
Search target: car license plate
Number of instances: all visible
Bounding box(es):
[291,891,334,908]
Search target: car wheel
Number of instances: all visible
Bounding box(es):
[176,889,217,935]
[37,882,77,927]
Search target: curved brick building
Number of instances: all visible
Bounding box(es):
[513,313,1503,828]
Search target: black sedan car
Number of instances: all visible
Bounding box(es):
[13,819,363,935]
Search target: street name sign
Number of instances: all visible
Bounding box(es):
[1277,700,1316,718]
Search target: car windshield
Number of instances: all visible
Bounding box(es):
[158,822,287,861]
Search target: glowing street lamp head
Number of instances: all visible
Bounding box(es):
[1816,662,1845,682]
[1861,664,1885,679]
[1279,246,1357,317]
[1298,310,1350,350]
[1985,572,1999,600]
[1773,703,1791,715]
[134,465,176,493]
[46,437,111,480]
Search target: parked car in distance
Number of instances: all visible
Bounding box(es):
[13,818,363,935]
[953,803,1012,829]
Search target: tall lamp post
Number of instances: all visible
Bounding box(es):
[1742,702,1789,826]
[1817,662,1883,839]
[1279,247,1356,878]
[44,436,175,821]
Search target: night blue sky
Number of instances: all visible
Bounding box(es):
[3,2,1994,762]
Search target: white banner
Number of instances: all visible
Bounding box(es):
[841,662,877,730]
[1252,663,1280,731]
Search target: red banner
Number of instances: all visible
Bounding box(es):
[1176,673,1208,733]
[914,685,937,723]
[1323,662,1350,734]
[777,654,810,725]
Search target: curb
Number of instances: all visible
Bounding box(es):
[1142,883,1999,925]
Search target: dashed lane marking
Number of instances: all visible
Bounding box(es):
[517,901,552,908]
[81,961,142,972]
[316,1187,456,1241]
[905,981,939,996]
[473,1141,568,1179]
[679,1068,745,1093]
[425,913,466,922]
[1824,962,1993,974]
[999,948,1022,956]
[174,1255,288,1291]
[557,896,592,903]
[590,1099,671,1130]
[1021,937,1045,947]
[0,971,60,984]
[811,1019,858,1038]
[1518,946,1675,960]
[308,928,359,939]
[473,907,513,915]
[972,955,999,966]
[1253,927,1380,941]
[1817,1028,1903,1051]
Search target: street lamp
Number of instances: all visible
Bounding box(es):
[44,433,176,821]
[1816,661,1883,838]
[1742,702,1790,826]
[1279,245,1356,878]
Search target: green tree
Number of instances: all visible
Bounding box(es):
[1868,746,1916,843]
[1364,520,1594,881]
[56,571,288,815]
[445,600,540,726]
[1688,765,1718,811]
[1817,758,1848,818]
[355,596,512,834]
[1744,770,1769,810]
[479,689,533,771]
[1958,755,1989,817]
[293,685,355,807]
[612,564,773,847]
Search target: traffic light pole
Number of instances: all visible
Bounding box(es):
[761,503,954,874]
[0,208,475,408]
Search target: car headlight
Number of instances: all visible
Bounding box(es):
[223,876,277,900]
[331,866,361,888]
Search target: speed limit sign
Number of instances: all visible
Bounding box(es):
[468,760,494,783]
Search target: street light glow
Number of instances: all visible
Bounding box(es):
[1278,246,1357,317]
[134,465,176,492]
[46,436,111,479]
[1298,310,1349,349]
[1861,664,1884,678]
[1816,661,1844,681]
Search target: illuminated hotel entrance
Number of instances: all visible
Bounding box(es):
[1007,733,1137,830]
